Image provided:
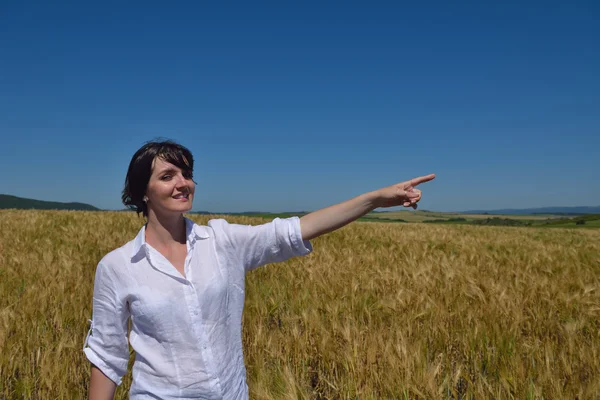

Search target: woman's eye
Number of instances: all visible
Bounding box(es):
[161,175,172,180]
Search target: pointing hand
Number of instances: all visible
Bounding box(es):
[375,174,436,210]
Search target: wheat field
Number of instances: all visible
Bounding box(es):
[1,210,599,399]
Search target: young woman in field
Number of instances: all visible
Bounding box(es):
[84,140,435,399]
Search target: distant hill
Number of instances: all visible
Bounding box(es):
[2,195,598,216]
[460,206,600,215]
[0,194,99,211]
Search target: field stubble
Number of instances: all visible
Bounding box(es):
[1,210,599,399]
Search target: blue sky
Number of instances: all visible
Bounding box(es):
[1,2,598,213]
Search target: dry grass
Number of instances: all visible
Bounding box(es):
[1,210,599,399]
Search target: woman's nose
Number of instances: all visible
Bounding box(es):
[175,174,188,189]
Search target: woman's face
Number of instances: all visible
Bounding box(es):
[145,157,195,216]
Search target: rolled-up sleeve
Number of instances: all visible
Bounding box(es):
[83,261,130,385]
[210,216,313,271]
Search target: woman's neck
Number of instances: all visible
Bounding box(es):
[145,211,186,248]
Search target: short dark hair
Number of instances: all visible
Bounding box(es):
[122,139,195,217]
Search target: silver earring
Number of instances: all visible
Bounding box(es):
[143,196,148,202]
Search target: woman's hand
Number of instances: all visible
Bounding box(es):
[375,174,436,209]
[299,173,436,240]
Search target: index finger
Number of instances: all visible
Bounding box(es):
[410,173,436,187]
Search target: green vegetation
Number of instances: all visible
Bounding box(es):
[0,194,99,211]
[364,211,600,229]
[538,214,600,228]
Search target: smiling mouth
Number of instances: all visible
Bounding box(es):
[173,193,190,200]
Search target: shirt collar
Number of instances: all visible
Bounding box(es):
[130,217,210,260]
[185,216,211,242]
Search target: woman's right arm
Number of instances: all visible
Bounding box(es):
[84,260,131,399]
[89,365,117,400]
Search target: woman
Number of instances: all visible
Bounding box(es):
[84,139,435,399]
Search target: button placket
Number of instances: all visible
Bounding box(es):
[184,241,194,281]
[187,289,216,387]
[183,236,224,395]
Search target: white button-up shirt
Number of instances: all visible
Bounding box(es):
[83,216,312,399]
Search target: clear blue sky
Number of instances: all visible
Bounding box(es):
[1,2,598,212]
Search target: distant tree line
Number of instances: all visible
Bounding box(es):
[0,195,99,211]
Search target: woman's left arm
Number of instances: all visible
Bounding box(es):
[299,174,436,241]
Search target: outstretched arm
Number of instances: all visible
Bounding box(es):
[299,174,435,241]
